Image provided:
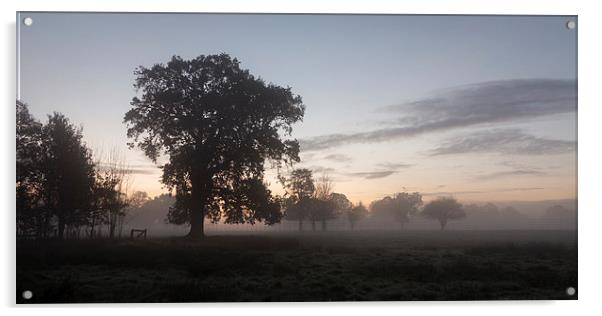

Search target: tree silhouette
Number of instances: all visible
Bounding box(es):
[283,168,315,231]
[320,192,351,231]
[421,197,465,230]
[128,191,150,209]
[370,192,423,229]
[311,175,338,231]
[16,101,43,236]
[94,150,131,238]
[285,196,314,231]
[127,193,175,228]
[307,198,330,231]
[124,54,305,238]
[283,168,315,199]
[40,113,96,239]
[347,202,368,230]
[542,204,575,228]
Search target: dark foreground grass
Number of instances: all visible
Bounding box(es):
[16,230,577,303]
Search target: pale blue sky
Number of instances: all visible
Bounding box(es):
[18,13,577,202]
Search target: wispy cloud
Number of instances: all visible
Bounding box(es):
[347,171,397,179]
[475,169,547,181]
[96,163,159,175]
[308,166,336,174]
[300,79,576,151]
[376,162,412,169]
[323,154,352,162]
[128,168,160,175]
[343,162,410,180]
[430,129,575,156]
[423,187,544,196]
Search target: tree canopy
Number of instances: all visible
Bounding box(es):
[346,202,368,230]
[421,197,465,230]
[283,168,315,231]
[124,54,305,237]
[40,113,97,239]
[370,192,423,229]
[17,101,138,240]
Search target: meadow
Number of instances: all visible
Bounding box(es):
[16,230,577,303]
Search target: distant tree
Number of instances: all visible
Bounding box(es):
[312,174,334,231]
[283,168,315,231]
[94,149,131,238]
[16,101,43,237]
[542,205,576,229]
[500,206,521,217]
[307,198,330,231]
[122,191,150,228]
[320,192,351,231]
[370,192,423,229]
[482,203,500,216]
[285,196,314,232]
[314,174,333,199]
[284,168,315,200]
[421,197,465,230]
[40,113,97,239]
[544,205,572,218]
[128,191,149,209]
[124,54,305,238]
[128,194,176,228]
[347,202,368,230]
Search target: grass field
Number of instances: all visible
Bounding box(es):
[16,230,577,303]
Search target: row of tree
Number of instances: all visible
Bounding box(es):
[17,54,471,239]
[16,100,466,239]
[282,168,467,231]
[16,101,131,239]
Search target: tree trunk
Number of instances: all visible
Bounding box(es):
[298,220,303,231]
[89,218,96,239]
[109,215,116,239]
[440,219,447,230]
[350,222,355,231]
[311,220,316,231]
[188,208,205,239]
[321,220,327,231]
[188,173,209,239]
[57,216,65,240]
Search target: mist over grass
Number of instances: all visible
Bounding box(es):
[17,230,576,303]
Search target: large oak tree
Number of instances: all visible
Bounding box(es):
[124,54,305,238]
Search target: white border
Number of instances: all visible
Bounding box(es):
[2,1,601,315]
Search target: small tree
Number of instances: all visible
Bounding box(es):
[321,192,351,231]
[421,197,465,230]
[128,191,149,209]
[283,168,315,231]
[122,191,150,230]
[94,149,131,238]
[312,174,340,231]
[347,202,367,230]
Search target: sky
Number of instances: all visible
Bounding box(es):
[18,13,577,204]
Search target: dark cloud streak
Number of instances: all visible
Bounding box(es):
[430,129,575,156]
[423,187,544,196]
[323,154,352,162]
[475,169,547,181]
[300,79,576,151]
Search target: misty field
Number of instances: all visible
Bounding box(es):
[16,230,577,303]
